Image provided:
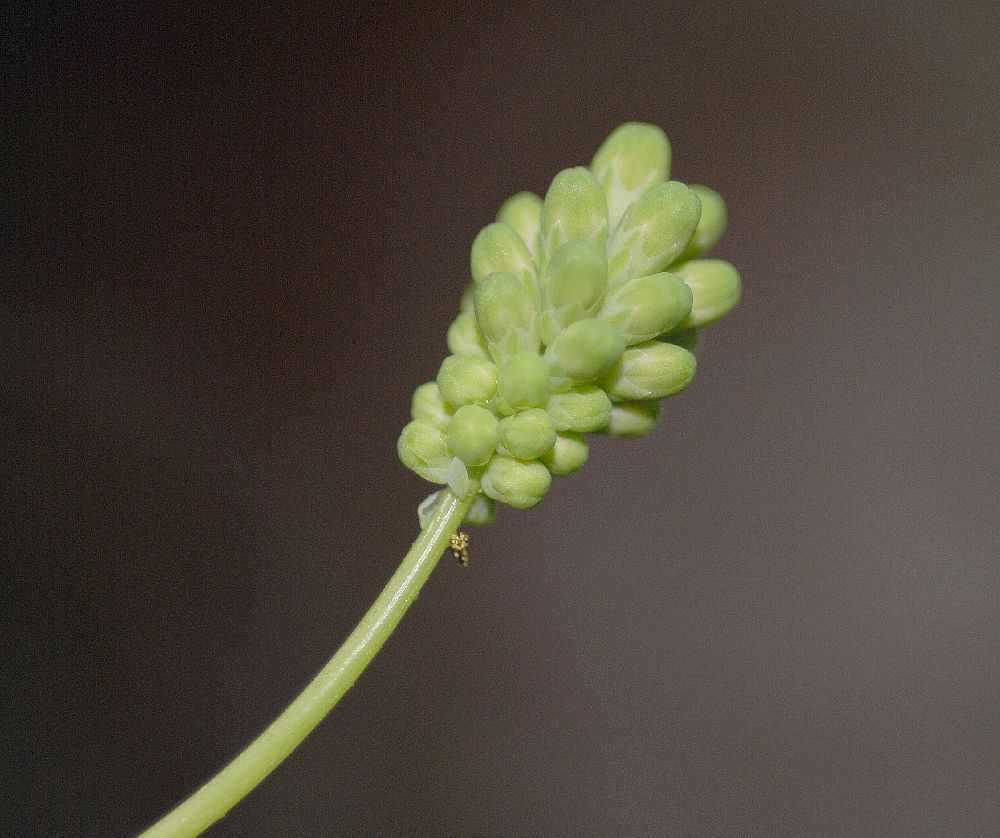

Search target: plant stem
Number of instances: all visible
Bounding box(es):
[140,486,479,838]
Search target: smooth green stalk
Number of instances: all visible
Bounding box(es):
[140,486,479,838]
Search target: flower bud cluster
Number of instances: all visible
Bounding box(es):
[399,123,741,523]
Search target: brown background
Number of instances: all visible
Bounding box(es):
[6,2,999,836]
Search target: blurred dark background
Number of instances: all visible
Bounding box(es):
[6,2,999,836]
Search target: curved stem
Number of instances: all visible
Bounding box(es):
[140,486,479,838]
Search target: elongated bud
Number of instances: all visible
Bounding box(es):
[470,222,539,301]
[607,401,661,437]
[603,340,696,400]
[398,420,450,482]
[496,191,543,256]
[481,455,552,509]
[544,318,625,386]
[540,239,608,342]
[542,432,589,475]
[447,404,499,467]
[446,311,490,359]
[546,384,613,432]
[473,271,539,363]
[590,122,671,232]
[540,167,608,261]
[608,181,701,284]
[411,381,450,429]
[599,272,692,345]
[675,184,727,263]
[675,259,742,328]
[437,355,498,407]
[497,350,549,414]
[499,408,556,460]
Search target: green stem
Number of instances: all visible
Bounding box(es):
[140,486,479,838]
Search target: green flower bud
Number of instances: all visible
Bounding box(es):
[447,404,499,467]
[542,432,589,476]
[398,420,450,482]
[446,311,489,358]
[473,271,539,363]
[603,340,696,401]
[598,272,693,345]
[675,184,727,263]
[418,490,496,528]
[459,282,475,314]
[496,191,543,256]
[540,167,608,261]
[607,401,661,438]
[499,408,556,460]
[437,355,498,408]
[662,327,699,352]
[590,122,671,232]
[497,350,549,413]
[607,181,701,285]
[540,239,608,343]
[546,384,613,432]
[411,381,450,429]
[674,259,742,328]
[470,222,538,300]
[544,318,625,386]
[481,454,552,509]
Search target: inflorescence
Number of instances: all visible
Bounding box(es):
[398,123,741,524]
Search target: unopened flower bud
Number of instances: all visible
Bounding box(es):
[398,420,450,482]
[447,311,490,359]
[675,184,727,263]
[410,382,450,429]
[542,432,589,476]
[546,384,613,432]
[473,271,539,362]
[607,401,661,437]
[540,167,608,260]
[437,355,499,408]
[590,122,671,231]
[481,455,552,509]
[608,181,701,284]
[497,350,549,413]
[447,404,499,467]
[544,318,625,386]
[499,408,556,460]
[674,259,742,328]
[470,222,538,296]
[599,272,692,345]
[496,191,543,256]
[603,340,696,401]
[540,239,607,342]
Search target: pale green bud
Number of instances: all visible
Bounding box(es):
[674,259,742,328]
[540,167,608,261]
[608,181,701,285]
[418,490,496,528]
[470,222,538,300]
[459,282,475,314]
[437,355,498,408]
[481,455,552,509]
[544,318,625,386]
[499,408,556,460]
[546,384,613,432]
[473,271,539,363]
[447,404,499,467]
[496,191,543,256]
[607,401,661,438]
[446,311,489,358]
[411,381,450,429]
[540,239,608,343]
[662,327,699,352]
[542,432,589,476]
[497,350,549,413]
[603,340,696,401]
[398,420,450,482]
[598,272,693,345]
[590,122,671,232]
[675,184,727,263]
